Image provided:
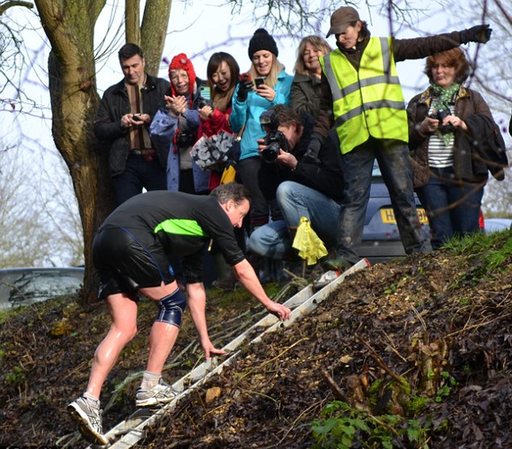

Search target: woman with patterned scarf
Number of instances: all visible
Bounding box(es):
[407,47,507,249]
[197,52,240,190]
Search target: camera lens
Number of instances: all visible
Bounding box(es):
[436,108,450,122]
[439,123,455,134]
[261,143,280,163]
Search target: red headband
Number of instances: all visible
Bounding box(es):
[168,53,196,96]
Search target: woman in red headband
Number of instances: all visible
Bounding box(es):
[150,53,211,194]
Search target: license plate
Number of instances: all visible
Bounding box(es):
[380,208,428,225]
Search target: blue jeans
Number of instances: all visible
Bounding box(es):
[112,154,167,206]
[247,181,341,259]
[416,167,484,249]
[336,138,428,263]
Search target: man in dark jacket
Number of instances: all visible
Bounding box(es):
[248,105,344,263]
[308,6,492,271]
[95,43,170,205]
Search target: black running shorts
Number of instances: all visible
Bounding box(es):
[93,226,175,300]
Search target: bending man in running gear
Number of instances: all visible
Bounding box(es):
[67,183,291,445]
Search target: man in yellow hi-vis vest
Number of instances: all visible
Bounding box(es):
[308,6,492,271]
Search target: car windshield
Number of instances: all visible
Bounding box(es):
[0,269,83,309]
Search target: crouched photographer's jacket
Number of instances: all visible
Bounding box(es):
[259,113,344,203]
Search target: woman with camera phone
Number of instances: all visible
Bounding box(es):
[408,48,507,249]
[150,53,211,194]
[230,28,293,234]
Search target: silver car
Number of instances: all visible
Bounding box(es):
[0,267,84,310]
[355,164,430,264]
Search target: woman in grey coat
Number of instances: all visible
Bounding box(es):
[290,35,331,117]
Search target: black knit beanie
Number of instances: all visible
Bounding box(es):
[248,28,279,59]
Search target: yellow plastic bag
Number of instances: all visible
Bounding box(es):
[220,164,236,184]
[292,216,328,265]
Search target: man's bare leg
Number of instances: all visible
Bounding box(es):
[85,293,138,399]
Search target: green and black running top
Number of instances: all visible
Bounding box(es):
[99,191,245,281]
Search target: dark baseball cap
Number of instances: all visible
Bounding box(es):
[326,6,360,37]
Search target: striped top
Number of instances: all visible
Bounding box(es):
[427,104,455,168]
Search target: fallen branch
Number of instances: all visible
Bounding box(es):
[445,312,512,339]
[237,337,310,382]
[261,399,327,448]
[321,369,345,400]
[357,337,410,390]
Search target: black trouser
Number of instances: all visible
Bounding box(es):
[236,157,281,232]
[112,154,166,206]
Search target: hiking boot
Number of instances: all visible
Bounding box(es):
[67,396,108,445]
[135,379,177,407]
[322,257,353,272]
[313,270,340,289]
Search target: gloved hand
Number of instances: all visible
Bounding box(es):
[461,24,492,44]
[303,134,323,164]
[236,76,254,102]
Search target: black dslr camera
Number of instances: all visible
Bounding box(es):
[259,109,288,163]
[431,107,455,134]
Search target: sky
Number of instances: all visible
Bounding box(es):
[93,0,453,100]
[4,0,463,180]
[6,0,507,145]
[90,0,511,118]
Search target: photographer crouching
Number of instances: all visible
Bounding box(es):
[247,105,344,278]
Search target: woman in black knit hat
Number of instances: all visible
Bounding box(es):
[230,29,293,237]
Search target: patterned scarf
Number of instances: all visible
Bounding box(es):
[430,83,460,145]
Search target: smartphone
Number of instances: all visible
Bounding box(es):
[133,114,143,123]
[199,83,211,102]
[255,77,265,88]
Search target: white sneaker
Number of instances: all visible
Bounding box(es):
[313,270,339,289]
[135,379,177,407]
[67,396,108,445]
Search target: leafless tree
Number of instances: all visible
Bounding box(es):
[459,0,512,216]
[0,140,83,267]
[2,0,172,303]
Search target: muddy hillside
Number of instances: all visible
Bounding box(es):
[1,230,511,448]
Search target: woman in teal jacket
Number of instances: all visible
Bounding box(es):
[230,28,293,231]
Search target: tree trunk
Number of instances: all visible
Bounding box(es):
[33,0,172,304]
[125,0,141,45]
[141,0,172,76]
[35,0,107,303]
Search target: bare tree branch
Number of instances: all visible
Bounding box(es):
[0,1,33,16]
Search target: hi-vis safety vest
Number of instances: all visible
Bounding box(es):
[321,37,408,154]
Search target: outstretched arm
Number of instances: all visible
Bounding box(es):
[394,25,492,62]
[186,282,226,359]
[233,259,291,321]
